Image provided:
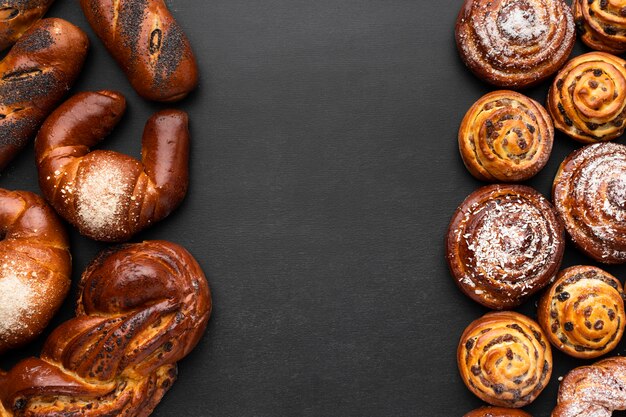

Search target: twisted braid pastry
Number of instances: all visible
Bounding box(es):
[35,90,189,242]
[459,91,553,182]
[0,188,70,354]
[0,18,88,171]
[573,0,626,54]
[547,52,626,143]
[0,0,54,51]
[464,407,532,417]
[455,0,575,88]
[446,185,565,309]
[0,240,211,417]
[553,143,626,264]
[538,266,625,359]
[458,312,552,408]
[552,356,626,417]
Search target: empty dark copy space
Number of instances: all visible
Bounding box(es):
[1,1,625,416]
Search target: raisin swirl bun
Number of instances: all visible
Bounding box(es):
[459,91,553,182]
[455,0,575,88]
[464,407,532,417]
[458,312,552,408]
[446,185,565,309]
[0,0,55,51]
[553,143,626,264]
[538,266,625,359]
[573,0,626,54]
[0,240,211,417]
[547,52,626,143]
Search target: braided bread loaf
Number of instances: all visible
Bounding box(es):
[0,0,55,51]
[0,240,211,416]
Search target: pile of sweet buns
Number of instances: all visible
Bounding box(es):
[451,1,626,416]
[0,1,211,416]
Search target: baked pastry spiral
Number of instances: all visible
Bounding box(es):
[0,18,89,170]
[573,0,626,54]
[553,356,626,417]
[538,266,625,359]
[0,0,54,51]
[464,407,532,417]
[35,90,189,242]
[458,311,552,408]
[0,240,211,417]
[455,0,575,88]
[459,90,553,182]
[446,184,565,309]
[0,189,70,354]
[547,52,626,143]
[552,142,626,264]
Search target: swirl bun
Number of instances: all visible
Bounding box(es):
[548,52,626,143]
[458,311,552,408]
[446,185,565,309]
[464,407,532,417]
[573,0,626,54]
[553,143,626,264]
[455,0,575,88]
[459,90,553,182]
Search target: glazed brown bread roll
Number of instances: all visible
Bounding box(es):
[458,312,552,408]
[464,407,532,417]
[459,91,553,182]
[35,90,189,242]
[0,0,55,51]
[573,0,626,54]
[0,240,211,416]
[553,143,626,264]
[553,356,626,417]
[455,0,575,88]
[547,52,626,143]
[0,189,70,354]
[446,184,565,309]
[80,0,198,102]
[0,18,88,171]
[538,266,625,359]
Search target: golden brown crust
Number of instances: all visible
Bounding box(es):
[459,91,553,182]
[446,184,565,309]
[538,266,625,359]
[0,0,54,51]
[547,52,626,143]
[464,407,533,417]
[573,0,626,54]
[0,18,89,171]
[455,0,575,88]
[35,90,190,242]
[0,240,211,417]
[79,0,198,102]
[552,143,626,264]
[458,311,552,408]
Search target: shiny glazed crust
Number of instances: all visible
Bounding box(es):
[547,52,626,143]
[464,407,533,417]
[0,0,55,51]
[552,143,626,263]
[0,189,70,354]
[455,0,575,88]
[446,184,565,309]
[0,18,89,171]
[459,90,553,182]
[458,311,552,408]
[573,0,626,54]
[35,90,190,242]
[0,240,211,417]
[80,0,198,102]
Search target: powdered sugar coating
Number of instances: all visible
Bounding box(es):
[0,267,34,341]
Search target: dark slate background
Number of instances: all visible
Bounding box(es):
[1,1,625,416]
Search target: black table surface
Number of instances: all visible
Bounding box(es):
[1,1,626,416]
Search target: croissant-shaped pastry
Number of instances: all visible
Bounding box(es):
[79,0,198,102]
[573,0,626,54]
[35,90,189,242]
[0,18,89,171]
[0,240,211,417]
[464,407,532,417]
[0,188,70,354]
[458,311,552,408]
[0,0,55,51]
[553,142,626,264]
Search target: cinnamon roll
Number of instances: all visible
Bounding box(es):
[538,266,625,358]
[458,311,552,408]
[553,143,626,264]
[455,0,575,88]
[459,91,553,182]
[547,52,626,143]
[573,0,626,54]
[446,185,565,309]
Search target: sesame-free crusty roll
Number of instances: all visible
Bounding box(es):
[0,0,55,51]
